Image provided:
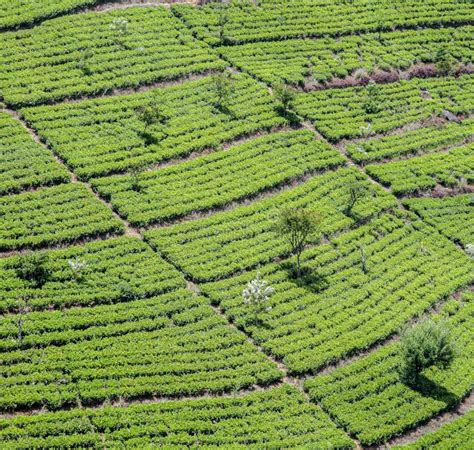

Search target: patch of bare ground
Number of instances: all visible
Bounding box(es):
[302,62,474,92]
[379,390,474,449]
[398,183,474,202]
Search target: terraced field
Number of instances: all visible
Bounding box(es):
[0,0,472,448]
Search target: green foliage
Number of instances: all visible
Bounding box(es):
[0,184,124,251]
[172,1,474,45]
[0,386,354,448]
[344,181,370,217]
[274,83,296,113]
[274,208,322,278]
[368,143,474,195]
[109,16,129,46]
[347,118,474,163]
[91,130,344,226]
[21,74,284,179]
[404,194,474,247]
[398,320,457,386]
[16,252,49,288]
[294,75,474,141]
[395,410,474,449]
[305,291,474,445]
[0,289,282,410]
[202,215,472,374]
[435,47,455,75]
[0,8,224,106]
[211,72,234,113]
[362,81,383,114]
[146,168,397,282]
[134,102,168,134]
[0,112,69,195]
[0,237,184,313]
[0,0,100,29]
[219,26,474,87]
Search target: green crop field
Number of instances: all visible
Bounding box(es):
[0,0,472,448]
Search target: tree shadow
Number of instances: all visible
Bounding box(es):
[280,262,328,294]
[276,108,301,126]
[409,374,459,406]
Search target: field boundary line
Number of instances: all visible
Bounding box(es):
[379,390,474,449]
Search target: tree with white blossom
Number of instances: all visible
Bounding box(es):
[68,257,88,282]
[242,272,274,323]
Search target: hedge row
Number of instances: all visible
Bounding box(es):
[0,112,69,195]
[21,73,285,179]
[0,7,223,106]
[202,213,472,374]
[91,130,345,226]
[0,183,124,251]
[145,167,397,282]
[305,290,474,445]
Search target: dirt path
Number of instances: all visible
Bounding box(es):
[382,391,474,448]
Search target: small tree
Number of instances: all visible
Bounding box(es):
[344,181,369,218]
[68,257,88,282]
[242,272,274,322]
[16,252,49,288]
[274,83,296,114]
[110,17,129,46]
[77,50,93,76]
[16,295,29,343]
[217,6,229,44]
[275,208,323,278]
[129,162,147,192]
[211,72,233,113]
[134,103,168,146]
[398,319,456,386]
[360,245,368,274]
[362,80,382,114]
[435,47,454,76]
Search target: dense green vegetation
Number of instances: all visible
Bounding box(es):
[220,26,474,87]
[347,118,474,163]
[91,130,344,226]
[0,183,123,250]
[0,236,184,313]
[0,112,69,194]
[404,194,474,247]
[0,8,223,106]
[21,73,284,179]
[0,0,473,446]
[0,287,281,410]
[173,0,474,45]
[202,214,472,374]
[295,75,474,142]
[305,291,474,445]
[367,143,474,195]
[0,386,354,449]
[0,0,101,29]
[146,167,397,281]
[395,410,474,449]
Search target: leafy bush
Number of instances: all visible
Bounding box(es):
[398,319,457,386]
[16,252,49,288]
